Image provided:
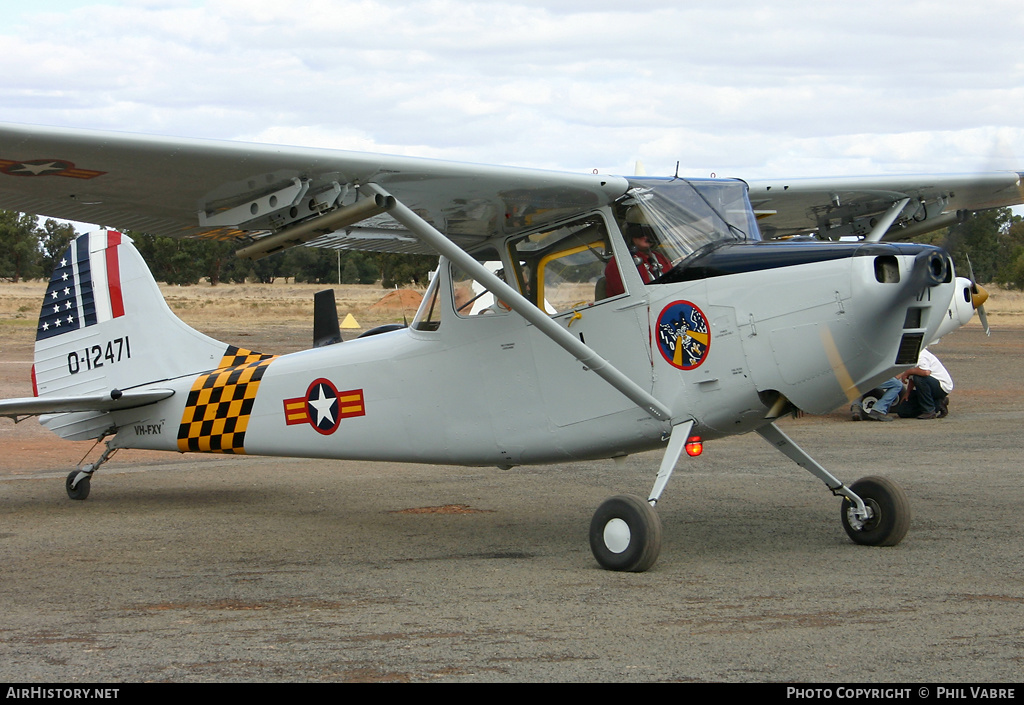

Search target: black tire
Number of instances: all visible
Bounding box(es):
[840,476,910,546]
[66,471,91,501]
[860,387,885,413]
[589,494,662,572]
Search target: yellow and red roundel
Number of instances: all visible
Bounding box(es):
[284,379,365,435]
[656,301,711,370]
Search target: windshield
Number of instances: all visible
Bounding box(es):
[619,178,759,269]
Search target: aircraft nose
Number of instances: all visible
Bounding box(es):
[972,283,989,309]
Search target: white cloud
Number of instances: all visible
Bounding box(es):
[0,0,1022,180]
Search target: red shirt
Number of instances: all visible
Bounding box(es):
[604,250,672,297]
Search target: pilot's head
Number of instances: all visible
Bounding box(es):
[626,222,656,252]
[623,206,657,252]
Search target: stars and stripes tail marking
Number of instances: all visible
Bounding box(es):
[37,231,125,341]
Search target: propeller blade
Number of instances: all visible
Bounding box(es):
[977,299,991,336]
[965,253,991,336]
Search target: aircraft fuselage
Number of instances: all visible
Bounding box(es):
[107,239,954,468]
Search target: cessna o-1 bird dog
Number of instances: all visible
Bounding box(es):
[0,122,1020,571]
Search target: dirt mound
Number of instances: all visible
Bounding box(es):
[370,289,423,312]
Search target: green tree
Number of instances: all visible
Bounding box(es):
[195,239,241,286]
[993,215,1024,289]
[0,211,43,282]
[376,252,436,288]
[130,233,206,285]
[38,219,79,275]
[939,208,1011,283]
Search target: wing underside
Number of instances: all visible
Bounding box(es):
[0,122,628,256]
[748,172,1024,241]
[3,123,1022,252]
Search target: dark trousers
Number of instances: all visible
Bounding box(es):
[894,375,947,417]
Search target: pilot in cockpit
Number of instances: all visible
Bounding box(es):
[603,208,671,297]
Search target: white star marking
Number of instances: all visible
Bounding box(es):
[307,384,337,427]
[12,161,64,176]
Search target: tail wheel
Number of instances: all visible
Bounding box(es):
[589,494,662,572]
[841,476,910,546]
[65,471,91,501]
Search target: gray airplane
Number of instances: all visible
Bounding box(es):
[0,123,1015,571]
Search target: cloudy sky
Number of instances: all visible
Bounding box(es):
[2,0,1023,182]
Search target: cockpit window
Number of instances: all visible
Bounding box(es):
[619,178,759,271]
[452,261,512,317]
[509,214,619,315]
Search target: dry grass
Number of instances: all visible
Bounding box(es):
[1,279,1021,332]
[0,279,426,332]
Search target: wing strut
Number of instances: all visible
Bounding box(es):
[864,197,910,242]
[362,183,672,424]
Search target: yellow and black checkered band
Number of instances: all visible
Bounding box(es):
[176,346,277,454]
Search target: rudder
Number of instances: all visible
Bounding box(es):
[32,230,235,440]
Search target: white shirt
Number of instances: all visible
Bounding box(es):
[919,349,954,394]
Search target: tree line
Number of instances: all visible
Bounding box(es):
[0,210,436,288]
[915,208,1024,289]
[2,207,1024,288]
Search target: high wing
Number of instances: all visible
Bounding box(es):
[749,172,1024,242]
[3,121,1023,252]
[0,122,628,256]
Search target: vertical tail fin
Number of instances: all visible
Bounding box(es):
[32,230,242,439]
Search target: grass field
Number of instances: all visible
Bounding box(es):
[0,277,1017,335]
[0,279,427,333]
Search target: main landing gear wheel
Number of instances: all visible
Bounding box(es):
[841,476,910,546]
[589,494,662,572]
[65,471,91,501]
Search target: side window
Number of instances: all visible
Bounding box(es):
[411,269,442,331]
[509,214,622,316]
[451,262,513,317]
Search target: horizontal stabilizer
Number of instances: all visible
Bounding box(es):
[0,389,174,420]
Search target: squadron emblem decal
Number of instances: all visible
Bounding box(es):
[284,379,365,435]
[656,301,711,370]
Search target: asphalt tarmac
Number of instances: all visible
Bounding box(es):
[1,324,1021,683]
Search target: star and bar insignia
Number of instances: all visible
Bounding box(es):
[283,379,365,435]
[0,158,106,179]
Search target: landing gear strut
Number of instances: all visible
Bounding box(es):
[589,419,911,571]
[65,442,117,501]
[589,421,693,572]
[757,422,911,546]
